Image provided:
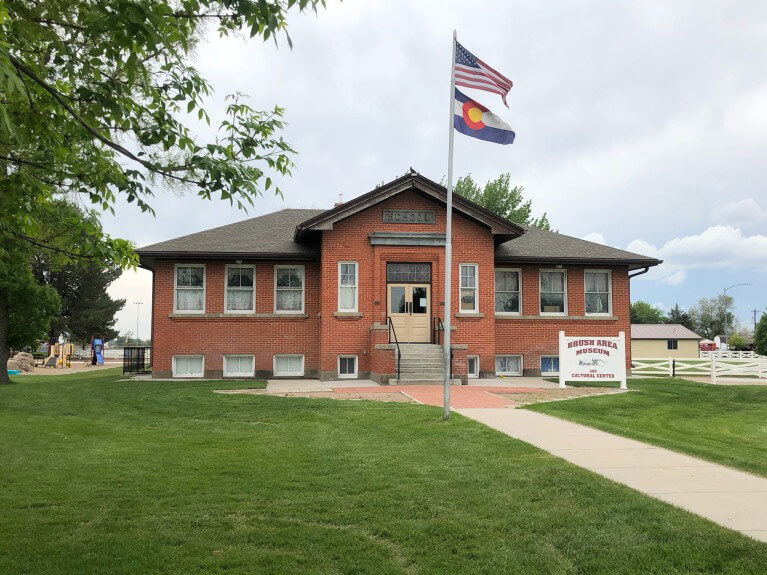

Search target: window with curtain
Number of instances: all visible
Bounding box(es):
[540,270,566,314]
[338,262,358,311]
[495,355,522,375]
[495,269,521,313]
[275,266,304,312]
[226,266,255,312]
[175,265,205,312]
[460,264,478,312]
[585,271,611,314]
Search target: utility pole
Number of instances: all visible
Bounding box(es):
[133,302,143,346]
[722,284,751,349]
[753,309,759,332]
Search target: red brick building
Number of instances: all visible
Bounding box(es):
[137,172,660,381]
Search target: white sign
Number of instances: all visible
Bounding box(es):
[558,331,627,390]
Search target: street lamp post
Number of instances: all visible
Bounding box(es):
[722,284,751,350]
[133,302,143,346]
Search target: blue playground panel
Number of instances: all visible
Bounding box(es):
[7,370,21,375]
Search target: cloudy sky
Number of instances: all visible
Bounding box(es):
[106,0,767,339]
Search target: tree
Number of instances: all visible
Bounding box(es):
[0,1,323,382]
[689,295,735,340]
[454,173,551,229]
[727,333,747,351]
[666,303,695,330]
[630,300,665,324]
[754,312,767,356]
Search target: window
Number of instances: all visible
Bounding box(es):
[585,270,611,315]
[495,269,521,314]
[467,355,480,379]
[223,355,255,377]
[540,356,560,375]
[274,354,304,376]
[225,265,255,313]
[495,355,522,376]
[667,339,679,350]
[338,355,358,378]
[274,265,304,313]
[174,264,205,313]
[540,270,566,315]
[460,264,478,312]
[338,262,358,312]
[386,263,431,282]
[172,355,204,378]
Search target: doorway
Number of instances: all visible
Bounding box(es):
[387,283,431,343]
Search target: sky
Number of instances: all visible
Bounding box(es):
[105,0,767,339]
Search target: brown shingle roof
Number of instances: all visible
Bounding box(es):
[631,324,701,340]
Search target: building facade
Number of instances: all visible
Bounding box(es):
[631,324,702,359]
[137,173,660,381]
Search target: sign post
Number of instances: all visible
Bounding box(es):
[559,331,627,390]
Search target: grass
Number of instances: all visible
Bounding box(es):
[1,369,766,574]
[529,377,767,476]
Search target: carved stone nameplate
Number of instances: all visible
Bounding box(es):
[382,209,435,224]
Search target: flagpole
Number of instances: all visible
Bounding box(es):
[443,30,457,420]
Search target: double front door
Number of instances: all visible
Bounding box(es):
[388,283,430,343]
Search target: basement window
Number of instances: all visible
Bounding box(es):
[495,355,522,376]
[274,354,304,377]
[338,355,358,379]
[223,355,255,377]
[172,355,204,378]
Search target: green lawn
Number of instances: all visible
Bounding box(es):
[1,369,766,574]
[530,378,767,476]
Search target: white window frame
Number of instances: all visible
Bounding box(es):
[539,269,567,316]
[337,261,358,312]
[459,263,479,313]
[224,264,256,314]
[540,355,560,375]
[495,355,523,376]
[274,265,305,314]
[337,355,358,379]
[223,354,255,377]
[172,355,204,378]
[273,354,304,377]
[584,269,612,316]
[667,339,679,350]
[467,355,480,379]
[173,263,206,314]
[494,268,522,315]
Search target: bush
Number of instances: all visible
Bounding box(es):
[755,314,767,356]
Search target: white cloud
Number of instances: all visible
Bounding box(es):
[628,225,767,284]
[711,198,767,227]
[582,232,607,244]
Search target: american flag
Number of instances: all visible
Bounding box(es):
[455,41,513,107]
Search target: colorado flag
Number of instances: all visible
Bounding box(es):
[454,88,515,145]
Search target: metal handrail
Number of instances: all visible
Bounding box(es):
[434,317,445,346]
[387,316,401,381]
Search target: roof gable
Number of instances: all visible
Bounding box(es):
[630,324,701,340]
[295,172,524,243]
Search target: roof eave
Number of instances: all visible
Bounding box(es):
[493,256,663,270]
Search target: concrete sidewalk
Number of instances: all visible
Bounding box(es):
[456,408,767,543]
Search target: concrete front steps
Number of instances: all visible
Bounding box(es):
[388,343,461,385]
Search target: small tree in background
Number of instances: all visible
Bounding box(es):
[667,303,695,330]
[454,173,551,229]
[630,300,665,324]
[689,295,735,340]
[727,333,747,351]
[754,313,767,356]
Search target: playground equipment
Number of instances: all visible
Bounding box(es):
[44,333,74,368]
[91,334,104,366]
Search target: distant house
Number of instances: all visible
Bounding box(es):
[631,324,702,358]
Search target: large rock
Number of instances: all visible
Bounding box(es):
[7,358,26,372]
[11,353,34,372]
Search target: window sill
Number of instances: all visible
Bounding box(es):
[455,312,484,318]
[333,311,363,318]
[494,315,618,321]
[168,313,309,319]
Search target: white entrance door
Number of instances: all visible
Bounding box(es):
[387,284,431,343]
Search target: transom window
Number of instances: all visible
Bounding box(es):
[174,264,205,313]
[540,356,560,375]
[338,262,358,312]
[225,265,255,313]
[495,269,521,314]
[495,355,522,376]
[338,355,358,378]
[275,266,304,313]
[386,263,431,282]
[540,270,566,315]
[460,264,478,312]
[585,270,611,315]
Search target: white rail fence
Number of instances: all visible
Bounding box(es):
[700,350,762,359]
[631,357,767,381]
